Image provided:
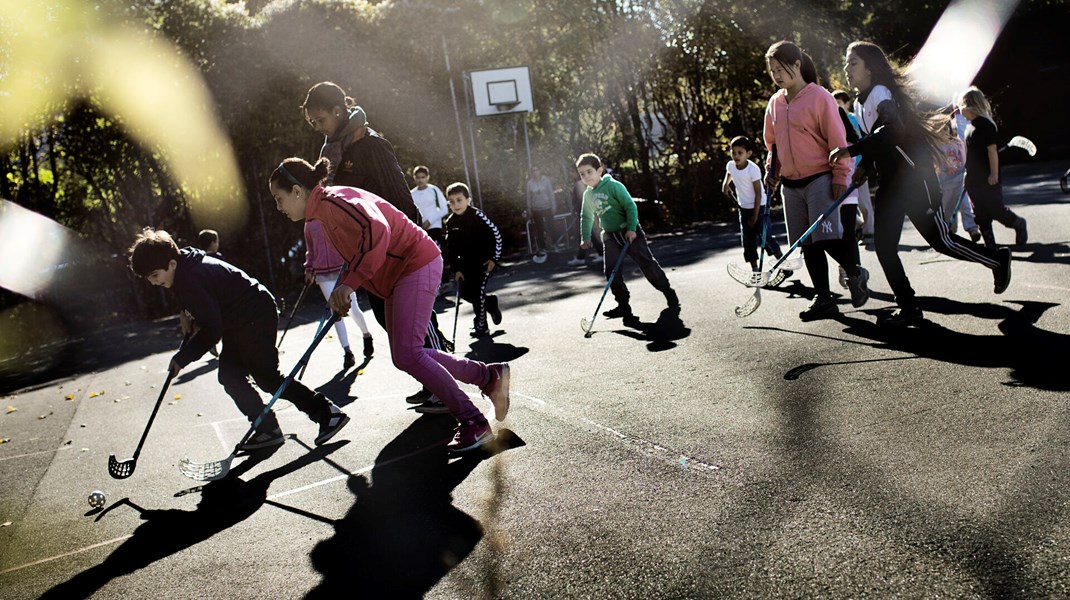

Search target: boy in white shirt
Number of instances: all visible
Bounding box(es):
[722,136,784,270]
[410,165,450,245]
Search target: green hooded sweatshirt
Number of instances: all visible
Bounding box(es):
[580,174,639,242]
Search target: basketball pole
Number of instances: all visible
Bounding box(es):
[442,33,472,194]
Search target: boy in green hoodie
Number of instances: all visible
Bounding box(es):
[577,153,678,318]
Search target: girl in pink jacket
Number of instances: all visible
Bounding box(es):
[763,41,870,322]
[269,157,510,453]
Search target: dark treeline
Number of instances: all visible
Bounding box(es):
[2,0,1067,333]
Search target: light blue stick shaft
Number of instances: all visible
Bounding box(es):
[584,238,632,332]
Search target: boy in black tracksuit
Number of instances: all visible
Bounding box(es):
[443,182,503,337]
[129,229,350,450]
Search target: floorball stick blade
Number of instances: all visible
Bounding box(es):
[107,454,135,479]
[726,263,769,288]
[179,455,234,481]
[735,289,761,318]
[768,269,790,288]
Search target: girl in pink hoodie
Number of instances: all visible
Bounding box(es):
[269,157,511,453]
[763,41,870,322]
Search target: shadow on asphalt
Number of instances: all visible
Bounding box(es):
[307,415,524,599]
[38,440,348,600]
[612,306,691,351]
[314,357,373,408]
[750,299,1067,391]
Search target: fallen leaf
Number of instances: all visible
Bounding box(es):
[79,447,88,452]
[0,522,11,527]
[89,392,98,398]
[196,412,203,417]
[174,394,182,400]
[357,369,365,376]
[5,406,16,414]
[64,394,74,400]
[0,438,10,444]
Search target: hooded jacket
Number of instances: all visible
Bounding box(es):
[763,83,849,186]
[171,248,276,367]
[305,185,440,299]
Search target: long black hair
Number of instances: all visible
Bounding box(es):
[765,41,819,85]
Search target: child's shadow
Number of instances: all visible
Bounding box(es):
[464,331,529,363]
[315,357,371,408]
[307,416,524,599]
[40,441,348,600]
[614,307,691,352]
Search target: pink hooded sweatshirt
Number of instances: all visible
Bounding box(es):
[305,185,440,300]
[763,83,849,187]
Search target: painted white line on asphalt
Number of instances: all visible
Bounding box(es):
[0,445,74,463]
[0,535,132,575]
[211,421,227,452]
[513,392,546,406]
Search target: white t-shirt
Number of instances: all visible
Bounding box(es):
[410,184,450,230]
[725,160,766,209]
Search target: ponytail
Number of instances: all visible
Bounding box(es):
[766,41,820,85]
[270,157,331,190]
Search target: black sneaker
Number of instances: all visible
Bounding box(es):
[413,397,451,414]
[440,337,455,354]
[878,306,924,327]
[1014,217,1028,246]
[847,267,870,308]
[315,405,350,446]
[238,428,285,452]
[406,387,433,404]
[362,335,374,358]
[968,228,982,243]
[799,295,838,322]
[993,247,1012,294]
[664,289,680,308]
[488,296,503,325]
[343,348,356,369]
[603,304,632,319]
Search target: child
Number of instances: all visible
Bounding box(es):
[829,41,1012,326]
[763,41,869,321]
[410,166,450,246]
[936,113,969,234]
[269,157,510,452]
[129,228,350,450]
[196,229,225,261]
[721,136,783,271]
[832,90,875,249]
[577,153,678,318]
[302,81,450,404]
[442,182,503,338]
[957,86,1028,248]
[304,218,374,368]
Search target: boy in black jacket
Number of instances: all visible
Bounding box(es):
[443,183,503,337]
[128,228,350,450]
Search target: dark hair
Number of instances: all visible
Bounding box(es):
[445,182,470,198]
[269,157,331,190]
[729,136,756,153]
[301,81,355,113]
[413,165,430,177]
[837,107,859,144]
[765,41,819,85]
[129,228,180,277]
[846,41,943,163]
[831,90,852,104]
[196,229,218,250]
[575,153,602,170]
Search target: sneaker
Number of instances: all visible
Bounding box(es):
[343,348,356,369]
[968,228,982,243]
[1014,217,1028,246]
[837,265,849,289]
[480,362,511,421]
[567,257,586,266]
[799,295,839,322]
[414,397,450,414]
[406,387,433,404]
[993,247,1012,294]
[238,427,285,452]
[846,266,870,308]
[315,405,350,446]
[878,306,924,327]
[591,255,604,264]
[664,289,680,308]
[362,335,374,358]
[440,337,455,354]
[447,419,493,453]
[602,304,632,319]
[488,296,502,325]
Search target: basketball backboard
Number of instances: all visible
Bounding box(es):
[469,66,533,116]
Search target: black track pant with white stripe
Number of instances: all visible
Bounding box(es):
[459,269,494,332]
[874,174,1001,310]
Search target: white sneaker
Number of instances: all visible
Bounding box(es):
[567,257,585,266]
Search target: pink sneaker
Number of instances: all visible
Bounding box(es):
[481,362,510,421]
[447,420,493,452]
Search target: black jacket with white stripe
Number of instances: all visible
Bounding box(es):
[442,207,502,274]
